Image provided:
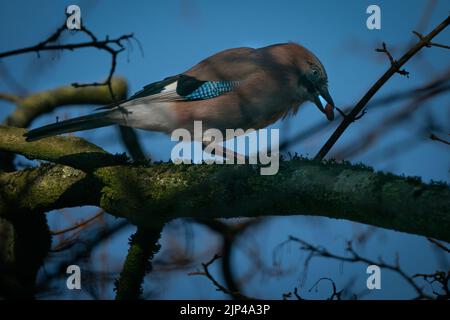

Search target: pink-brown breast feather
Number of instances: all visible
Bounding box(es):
[169,71,299,133]
[184,47,260,81]
[171,44,306,132]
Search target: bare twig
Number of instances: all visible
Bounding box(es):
[293,287,302,300]
[39,220,129,291]
[427,237,450,253]
[50,210,105,236]
[280,70,450,152]
[0,22,135,103]
[194,219,259,299]
[376,42,410,77]
[309,277,343,300]
[283,279,348,300]
[413,271,450,299]
[413,31,450,49]
[189,254,253,300]
[332,82,450,159]
[0,92,21,104]
[0,21,147,169]
[315,15,450,160]
[285,236,435,299]
[282,287,304,300]
[430,133,450,145]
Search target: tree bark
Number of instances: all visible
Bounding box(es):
[1,125,449,242]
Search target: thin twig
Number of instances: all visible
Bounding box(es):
[413,271,450,299]
[375,42,410,77]
[314,15,450,160]
[280,70,450,152]
[0,22,135,103]
[193,219,258,299]
[0,92,21,104]
[427,237,450,253]
[0,22,146,169]
[189,254,253,300]
[286,236,435,299]
[332,83,450,159]
[0,23,133,60]
[50,210,105,235]
[430,133,450,146]
[309,277,343,300]
[413,31,450,49]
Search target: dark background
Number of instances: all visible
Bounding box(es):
[0,0,449,299]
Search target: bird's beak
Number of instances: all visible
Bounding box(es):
[320,87,335,108]
[312,94,325,113]
[314,86,335,121]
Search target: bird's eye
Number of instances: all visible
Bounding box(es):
[312,69,319,77]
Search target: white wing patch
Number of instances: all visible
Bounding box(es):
[161,81,178,93]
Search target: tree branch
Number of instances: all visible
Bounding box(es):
[315,15,450,160]
[0,92,21,104]
[5,77,128,128]
[0,77,129,172]
[0,126,126,171]
[284,236,436,299]
[280,70,450,152]
[375,42,410,77]
[0,23,133,61]
[430,133,450,146]
[0,22,146,169]
[189,254,253,300]
[114,226,162,300]
[412,31,450,50]
[0,125,449,242]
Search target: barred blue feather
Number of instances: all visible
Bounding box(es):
[184,81,238,100]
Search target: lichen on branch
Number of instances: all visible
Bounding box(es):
[5,77,128,128]
[0,125,449,242]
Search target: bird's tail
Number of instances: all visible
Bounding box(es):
[24,110,117,142]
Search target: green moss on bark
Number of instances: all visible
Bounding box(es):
[0,125,449,242]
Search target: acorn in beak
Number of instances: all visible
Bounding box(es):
[313,86,335,121]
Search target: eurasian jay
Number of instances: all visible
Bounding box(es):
[24,42,335,142]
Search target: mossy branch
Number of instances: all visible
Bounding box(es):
[114,226,162,300]
[5,77,128,128]
[0,126,128,171]
[0,77,129,172]
[0,125,449,242]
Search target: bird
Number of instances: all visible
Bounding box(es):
[24,42,335,143]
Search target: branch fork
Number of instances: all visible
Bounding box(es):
[376,42,410,77]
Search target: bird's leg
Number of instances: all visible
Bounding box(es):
[117,105,132,116]
[335,107,367,122]
[201,138,248,164]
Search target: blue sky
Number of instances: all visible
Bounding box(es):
[0,0,449,299]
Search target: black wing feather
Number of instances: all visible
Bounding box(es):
[130,75,180,100]
[131,74,207,98]
[176,75,206,96]
[97,74,223,110]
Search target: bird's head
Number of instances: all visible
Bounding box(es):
[288,44,335,120]
[300,60,335,121]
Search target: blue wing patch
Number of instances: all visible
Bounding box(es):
[184,81,238,100]
[97,75,239,111]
